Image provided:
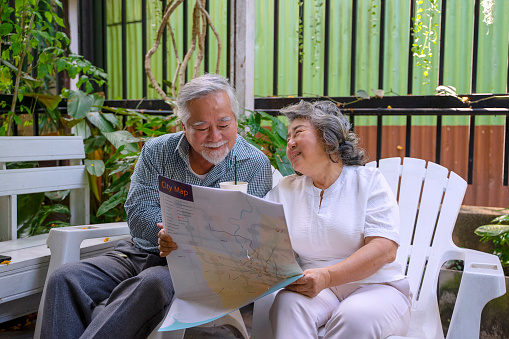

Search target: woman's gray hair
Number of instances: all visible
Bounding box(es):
[281,100,367,166]
[176,74,240,125]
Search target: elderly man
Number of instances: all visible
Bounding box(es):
[40,74,272,339]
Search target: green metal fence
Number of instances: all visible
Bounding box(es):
[103,0,509,127]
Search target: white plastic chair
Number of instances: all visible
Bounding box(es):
[34,165,284,339]
[34,217,249,339]
[251,157,506,339]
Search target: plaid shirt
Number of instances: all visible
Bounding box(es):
[124,132,273,253]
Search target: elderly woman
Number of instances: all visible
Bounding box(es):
[266,100,411,338]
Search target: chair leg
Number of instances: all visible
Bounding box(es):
[198,309,249,339]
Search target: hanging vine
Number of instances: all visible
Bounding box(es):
[481,0,495,33]
[145,0,221,106]
[411,0,440,84]
[297,0,323,77]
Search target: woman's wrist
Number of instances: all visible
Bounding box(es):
[322,267,333,289]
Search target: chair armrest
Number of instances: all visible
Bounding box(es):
[447,249,506,339]
[34,222,130,339]
[46,222,130,277]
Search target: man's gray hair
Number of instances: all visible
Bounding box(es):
[281,100,367,166]
[176,74,240,125]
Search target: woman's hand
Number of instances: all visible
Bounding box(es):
[157,223,178,257]
[285,268,331,298]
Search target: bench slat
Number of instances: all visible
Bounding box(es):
[0,136,85,162]
[0,166,88,196]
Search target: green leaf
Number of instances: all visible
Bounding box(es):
[60,116,83,129]
[104,145,126,167]
[435,85,457,96]
[23,93,62,111]
[68,65,78,78]
[17,193,45,229]
[54,15,65,28]
[103,131,140,152]
[84,135,106,154]
[45,190,70,201]
[56,58,67,72]
[44,11,52,23]
[105,172,131,194]
[110,159,135,175]
[85,82,94,94]
[84,159,106,176]
[493,214,509,223]
[270,116,288,140]
[86,111,114,133]
[372,89,384,99]
[102,113,121,128]
[124,108,149,120]
[275,152,294,176]
[13,114,22,124]
[74,119,92,139]
[1,60,43,88]
[0,23,13,36]
[30,38,39,48]
[355,90,370,99]
[44,204,71,215]
[96,189,128,216]
[11,41,21,55]
[68,90,94,119]
[92,93,105,107]
[137,126,166,136]
[475,224,509,237]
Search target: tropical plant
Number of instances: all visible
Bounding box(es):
[475,218,509,272]
[239,110,294,176]
[61,89,181,223]
[0,0,107,136]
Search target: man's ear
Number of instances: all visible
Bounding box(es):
[181,122,187,134]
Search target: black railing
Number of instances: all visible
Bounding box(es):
[254,94,509,185]
[7,93,509,186]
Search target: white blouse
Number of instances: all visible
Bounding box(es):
[265,165,405,284]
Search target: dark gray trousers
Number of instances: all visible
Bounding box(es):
[41,240,174,339]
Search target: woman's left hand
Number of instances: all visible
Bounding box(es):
[285,268,331,298]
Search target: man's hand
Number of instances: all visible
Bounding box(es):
[285,268,331,298]
[157,223,178,257]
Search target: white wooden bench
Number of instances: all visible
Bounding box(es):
[0,136,129,323]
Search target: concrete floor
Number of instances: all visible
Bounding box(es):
[0,304,254,339]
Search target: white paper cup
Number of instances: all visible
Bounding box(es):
[219,181,248,193]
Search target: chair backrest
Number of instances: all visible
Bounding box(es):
[0,136,89,241]
[366,157,467,312]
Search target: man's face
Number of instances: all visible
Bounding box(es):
[183,91,238,166]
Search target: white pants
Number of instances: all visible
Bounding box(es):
[269,279,411,339]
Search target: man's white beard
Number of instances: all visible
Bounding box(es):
[201,140,229,165]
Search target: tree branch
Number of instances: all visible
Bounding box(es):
[144,0,183,105]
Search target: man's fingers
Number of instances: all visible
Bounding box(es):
[157,223,164,229]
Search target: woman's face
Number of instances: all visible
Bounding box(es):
[286,118,331,176]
